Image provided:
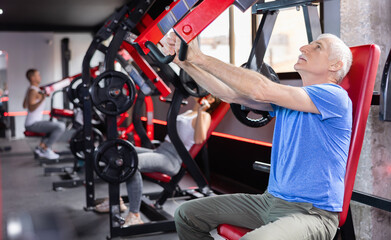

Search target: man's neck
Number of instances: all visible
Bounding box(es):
[300,73,338,86]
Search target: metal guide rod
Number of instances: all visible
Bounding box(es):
[167,90,209,189]
[246,10,279,74]
[252,0,319,13]
[303,4,322,42]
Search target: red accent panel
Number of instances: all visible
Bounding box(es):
[24,131,45,137]
[174,0,234,43]
[136,14,154,33]
[338,44,380,226]
[117,112,129,127]
[143,172,172,183]
[217,224,251,240]
[211,132,272,147]
[4,111,50,117]
[51,108,74,118]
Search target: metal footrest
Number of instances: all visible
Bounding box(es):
[44,166,75,175]
[52,179,84,191]
[38,157,75,165]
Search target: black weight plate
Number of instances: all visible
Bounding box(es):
[70,127,104,161]
[230,63,279,128]
[93,139,138,183]
[67,76,84,108]
[90,71,136,116]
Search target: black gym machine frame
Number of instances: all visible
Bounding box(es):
[78,1,220,238]
[80,2,153,212]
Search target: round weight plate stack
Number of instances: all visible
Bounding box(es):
[69,127,104,161]
[90,71,136,116]
[67,76,84,108]
[93,139,138,183]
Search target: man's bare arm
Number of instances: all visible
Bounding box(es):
[191,51,318,114]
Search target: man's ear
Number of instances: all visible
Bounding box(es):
[329,60,343,72]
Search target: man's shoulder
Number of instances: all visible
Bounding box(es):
[305,83,344,91]
[304,83,349,100]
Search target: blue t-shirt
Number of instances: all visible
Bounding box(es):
[267,83,352,212]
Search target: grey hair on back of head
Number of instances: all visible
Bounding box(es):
[317,33,353,83]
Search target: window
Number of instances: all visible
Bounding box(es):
[233,7,252,66]
[199,4,319,74]
[199,9,230,63]
[263,7,318,73]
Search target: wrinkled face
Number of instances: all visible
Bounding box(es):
[294,38,332,77]
[30,71,41,85]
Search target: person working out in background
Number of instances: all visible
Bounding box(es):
[162,33,352,240]
[23,69,65,160]
[95,95,221,227]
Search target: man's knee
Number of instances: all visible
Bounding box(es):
[174,201,190,224]
[174,200,199,225]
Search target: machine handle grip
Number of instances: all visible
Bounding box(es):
[159,96,188,105]
[252,161,271,173]
[145,41,175,64]
[178,39,188,61]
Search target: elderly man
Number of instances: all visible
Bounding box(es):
[162,33,352,240]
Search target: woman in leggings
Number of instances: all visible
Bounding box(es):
[96,95,221,226]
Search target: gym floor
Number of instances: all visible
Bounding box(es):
[0,138,224,240]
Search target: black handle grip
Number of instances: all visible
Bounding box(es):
[145,41,175,64]
[178,40,188,61]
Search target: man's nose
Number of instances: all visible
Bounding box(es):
[299,44,310,53]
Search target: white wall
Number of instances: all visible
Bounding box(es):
[0,32,55,138]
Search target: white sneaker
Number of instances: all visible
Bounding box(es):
[34,147,44,158]
[41,148,60,160]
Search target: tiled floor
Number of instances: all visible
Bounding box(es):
[1,138,223,240]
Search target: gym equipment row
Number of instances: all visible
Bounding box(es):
[18,0,391,239]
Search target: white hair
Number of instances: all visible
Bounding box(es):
[317,33,353,83]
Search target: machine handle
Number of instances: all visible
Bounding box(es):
[145,41,175,64]
[178,39,188,61]
[252,161,271,173]
[159,96,188,105]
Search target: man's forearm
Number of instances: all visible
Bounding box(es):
[178,61,240,103]
[191,54,271,104]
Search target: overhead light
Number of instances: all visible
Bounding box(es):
[0,9,3,15]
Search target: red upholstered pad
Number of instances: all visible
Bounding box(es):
[24,131,45,137]
[143,172,172,183]
[51,108,74,118]
[217,224,251,240]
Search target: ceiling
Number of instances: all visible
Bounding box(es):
[0,0,132,32]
